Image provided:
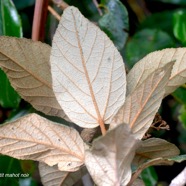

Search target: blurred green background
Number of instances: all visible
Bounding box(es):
[1,0,186,185]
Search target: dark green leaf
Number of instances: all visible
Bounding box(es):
[0,0,22,108]
[139,10,175,36]
[141,167,158,186]
[0,69,20,108]
[0,0,22,36]
[125,29,175,69]
[173,10,186,44]
[99,0,128,50]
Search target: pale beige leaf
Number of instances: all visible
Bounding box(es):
[51,6,126,128]
[127,48,186,96]
[85,124,140,186]
[0,36,69,120]
[39,163,87,186]
[111,62,174,139]
[0,113,84,171]
[134,138,180,166]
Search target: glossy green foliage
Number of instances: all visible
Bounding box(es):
[141,167,158,186]
[0,0,22,36]
[0,0,21,108]
[99,0,128,50]
[125,29,175,69]
[173,10,186,44]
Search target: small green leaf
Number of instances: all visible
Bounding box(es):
[173,10,186,44]
[141,167,158,186]
[125,29,175,69]
[98,0,129,50]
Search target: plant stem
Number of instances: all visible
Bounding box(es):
[92,0,103,16]
[48,5,61,21]
[32,0,49,41]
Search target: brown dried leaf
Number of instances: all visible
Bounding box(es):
[51,6,126,128]
[85,124,140,186]
[0,36,69,120]
[127,48,186,96]
[39,163,87,186]
[0,113,84,171]
[111,62,174,139]
[134,138,180,166]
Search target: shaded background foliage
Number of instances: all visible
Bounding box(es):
[0,0,186,185]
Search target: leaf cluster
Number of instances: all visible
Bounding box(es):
[0,3,186,186]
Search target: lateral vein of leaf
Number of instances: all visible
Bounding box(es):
[72,11,105,132]
[102,49,114,120]
[56,64,89,96]
[56,78,97,119]
[129,73,163,128]
[0,47,51,89]
[0,125,82,160]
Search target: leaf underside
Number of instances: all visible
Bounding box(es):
[134,138,180,166]
[0,113,84,172]
[39,163,87,186]
[85,124,140,186]
[0,36,69,120]
[111,62,174,139]
[127,48,186,97]
[51,6,126,128]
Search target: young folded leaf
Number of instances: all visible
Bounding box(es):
[127,48,186,96]
[50,6,126,131]
[0,36,69,121]
[85,124,140,186]
[0,113,84,172]
[134,138,180,167]
[39,163,87,186]
[111,62,174,139]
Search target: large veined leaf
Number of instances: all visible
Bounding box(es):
[134,138,180,166]
[127,48,186,96]
[51,6,126,130]
[39,163,87,186]
[0,36,69,120]
[85,124,139,186]
[0,113,84,171]
[111,62,174,139]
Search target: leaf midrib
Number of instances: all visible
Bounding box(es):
[71,10,105,131]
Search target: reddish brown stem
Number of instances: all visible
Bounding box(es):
[32,0,49,41]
